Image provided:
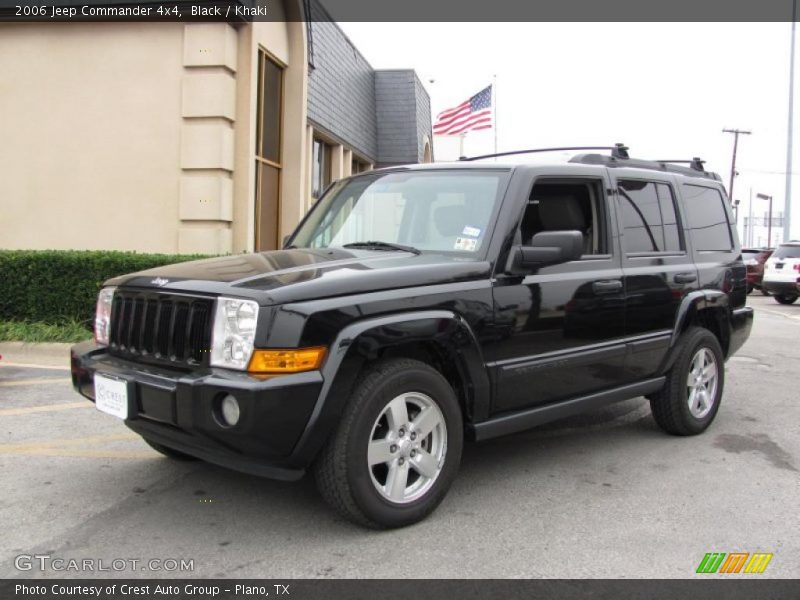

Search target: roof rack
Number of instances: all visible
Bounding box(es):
[654,158,707,172]
[459,143,721,182]
[459,143,630,162]
[570,154,721,181]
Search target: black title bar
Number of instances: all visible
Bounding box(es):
[1,0,800,22]
[3,579,800,600]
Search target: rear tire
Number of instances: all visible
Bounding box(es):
[746,284,754,294]
[774,294,798,305]
[649,327,724,436]
[313,358,463,529]
[143,438,199,461]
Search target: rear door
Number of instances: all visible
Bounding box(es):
[610,172,699,379]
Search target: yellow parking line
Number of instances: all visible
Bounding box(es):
[0,447,156,459]
[0,362,71,370]
[0,432,156,460]
[0,401,88,417]
[0,377,72,387]
[0,432,138,452]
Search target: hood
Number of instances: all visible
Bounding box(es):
[106,248,491,305]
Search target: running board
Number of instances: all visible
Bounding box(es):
[472,377,665,441]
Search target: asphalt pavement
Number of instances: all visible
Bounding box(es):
[1,294,798,578]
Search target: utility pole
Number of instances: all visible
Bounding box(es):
[723,128,752,205]
[785,1,797,242]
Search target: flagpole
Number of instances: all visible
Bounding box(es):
[493,74,498,158]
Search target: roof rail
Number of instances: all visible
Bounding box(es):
[459,143,630,162]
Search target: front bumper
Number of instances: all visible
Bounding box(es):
[70,341,323,480]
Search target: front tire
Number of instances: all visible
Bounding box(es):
[774,294,798,305]
[313,358,463,529]
[649,327,725,436]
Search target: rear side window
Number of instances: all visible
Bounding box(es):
[773,244,800,259]
[618,180,682,253]
[682,185,734,252]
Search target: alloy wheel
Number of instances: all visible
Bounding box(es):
[686,347,718,419]
[367,392,447,504]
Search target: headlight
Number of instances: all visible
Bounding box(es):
[94,286,116,346]
[210,297,260,370]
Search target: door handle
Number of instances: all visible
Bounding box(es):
[592,280,622,294]
[674,273,697,284]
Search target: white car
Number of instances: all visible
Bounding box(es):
[762,241,800,304]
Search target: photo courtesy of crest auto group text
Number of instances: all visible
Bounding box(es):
[0,1,798,598]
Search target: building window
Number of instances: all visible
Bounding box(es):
[351,157,369,175]
[618,180,683,254]
[255,51,283,251]
[311,138,331,199]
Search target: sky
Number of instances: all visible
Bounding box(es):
[339,22,799,245]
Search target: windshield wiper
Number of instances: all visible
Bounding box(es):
[342,241,421,255]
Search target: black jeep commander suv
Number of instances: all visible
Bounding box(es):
[71,145,753,528]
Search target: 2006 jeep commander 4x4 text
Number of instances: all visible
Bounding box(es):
[72,145,753,528]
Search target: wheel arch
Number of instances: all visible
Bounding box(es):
[659,290,732,375]
[288,310,489,467]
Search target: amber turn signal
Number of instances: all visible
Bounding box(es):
[247,347,327,374]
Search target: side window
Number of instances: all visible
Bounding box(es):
[521,179,608,256]
[681,184,734,252]
[618,180,683,254]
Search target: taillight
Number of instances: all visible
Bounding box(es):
[793,264,800,271]
[94,287,116,345]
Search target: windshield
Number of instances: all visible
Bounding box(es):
[290,170,507,255]
[773,244,800,259]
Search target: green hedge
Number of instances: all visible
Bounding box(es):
[0,250,209,324]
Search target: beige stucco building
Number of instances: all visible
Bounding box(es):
[0,3,432,254]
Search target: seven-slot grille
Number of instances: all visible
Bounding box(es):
[108,290,213,366]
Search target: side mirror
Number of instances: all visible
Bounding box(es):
[510,230,584,271]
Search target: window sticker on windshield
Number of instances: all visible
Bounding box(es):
[454,237,478,252]
[462,225,481,237]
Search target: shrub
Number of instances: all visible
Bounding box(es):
[0,250,209,323]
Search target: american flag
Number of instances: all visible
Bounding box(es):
[433,85,493,136]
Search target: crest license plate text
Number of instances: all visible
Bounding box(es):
[94,374,129,419]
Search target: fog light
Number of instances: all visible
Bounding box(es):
[220,394,240,427]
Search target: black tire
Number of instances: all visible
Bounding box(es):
[313,358,463,529]
[746,284,754,295]
[143,438,199,461]
[649,327,725,436]
[774,294,798,305]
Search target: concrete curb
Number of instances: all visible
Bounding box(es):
[0,341,73,367]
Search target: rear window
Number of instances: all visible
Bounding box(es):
[681,184,734,252]
[773,244,800,259]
